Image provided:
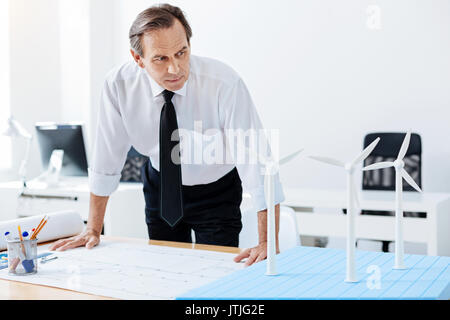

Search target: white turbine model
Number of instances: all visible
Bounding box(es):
[248,147,304,276]
[309,137,380,282]
[362,130,422,269]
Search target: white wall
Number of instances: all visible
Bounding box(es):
[0,0,11,171]
[3,0,114,180]
[3,0,450,194]
[59,0,90,134]
[109,0,450,192]
[88,0,116,160]
[9,0,62,180]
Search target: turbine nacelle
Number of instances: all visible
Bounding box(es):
[264,161,279,176]
[393,159,405,170]
[345,163,355,173]
[247,148,305,176]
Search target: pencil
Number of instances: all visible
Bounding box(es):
[18,225,23,241]
[31,219,48,240]
[32,220,47,239]
[18,225,26,256]
[31,215,46,239]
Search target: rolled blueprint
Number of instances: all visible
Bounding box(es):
[0,210,84,251]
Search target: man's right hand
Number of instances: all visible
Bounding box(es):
[48,228,100,252]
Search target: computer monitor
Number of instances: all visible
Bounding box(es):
[35,123,89,176]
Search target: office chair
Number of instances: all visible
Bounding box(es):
[120,147,149,182]
[360,132,425,252]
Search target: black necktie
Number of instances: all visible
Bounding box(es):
[159,90,184,227]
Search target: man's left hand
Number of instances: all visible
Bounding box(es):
[233,242,280,267]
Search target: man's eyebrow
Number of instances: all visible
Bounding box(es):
[152,54,166,59]
[151,46,187,59]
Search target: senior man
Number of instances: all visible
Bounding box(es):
[49,3,284,267]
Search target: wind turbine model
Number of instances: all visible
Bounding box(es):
[362,130,422,270]
[248,147,304,276]
[309,137,380,282]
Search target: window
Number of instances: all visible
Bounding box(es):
[0,0,11,169]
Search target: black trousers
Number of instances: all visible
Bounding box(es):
[141,160,243,247]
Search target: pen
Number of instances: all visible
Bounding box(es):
[40,256,58,264]
[22,231,31,259]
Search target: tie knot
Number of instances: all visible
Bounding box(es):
[162,90,175,103]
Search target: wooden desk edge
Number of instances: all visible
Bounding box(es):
[0,236,243,300]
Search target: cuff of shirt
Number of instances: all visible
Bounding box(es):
[88,168,122,196]
[247,180,285,212]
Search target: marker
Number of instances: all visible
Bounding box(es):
[4,232,12,241]
[22,231,33,259]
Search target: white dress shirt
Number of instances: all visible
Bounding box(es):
[89,54,284,212]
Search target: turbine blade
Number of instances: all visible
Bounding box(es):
[308,156,345,168]
[397,130,411,160]
[352,137,380,166]
[362,161,394,171]
[279,148,304,166]
[401,169,422,193]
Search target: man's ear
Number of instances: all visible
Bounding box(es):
[130,49,145,69]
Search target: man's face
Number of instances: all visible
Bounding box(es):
[131,19,190,92]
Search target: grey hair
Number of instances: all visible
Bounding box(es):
[129,3,192,57]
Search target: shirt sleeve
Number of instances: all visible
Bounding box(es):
[220,78,285,212]
[88,78,132,196]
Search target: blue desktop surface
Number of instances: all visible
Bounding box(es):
[177,246,450,300]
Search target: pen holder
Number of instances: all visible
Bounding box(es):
[6,239,38,275]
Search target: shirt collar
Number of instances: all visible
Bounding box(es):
[145,70,187,99]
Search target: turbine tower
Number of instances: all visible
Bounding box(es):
[248,147,304,276]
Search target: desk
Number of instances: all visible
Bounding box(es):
[0,178,148,239]
[283,188,450,256]
[0,237,241,300]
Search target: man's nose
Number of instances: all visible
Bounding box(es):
[167,60,180,75]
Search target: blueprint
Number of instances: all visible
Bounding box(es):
[0,240,244,299]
